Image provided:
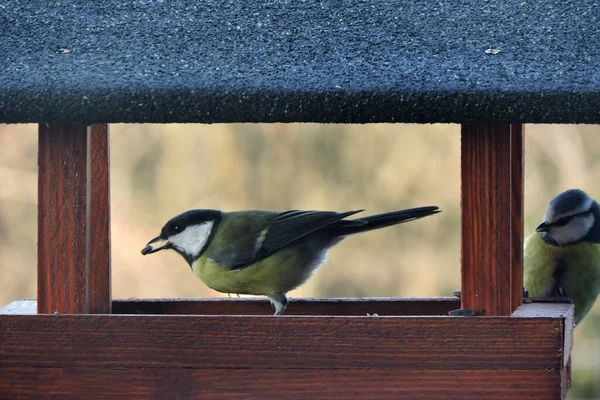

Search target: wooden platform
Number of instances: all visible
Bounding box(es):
[0,299,574,399]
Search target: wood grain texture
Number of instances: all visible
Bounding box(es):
[88,124,111,314]
[562,303,575,368]
[461,124,523,316]
[3,298,574,317]
[512,302,574,319]
[111,297,460,316]
[0,367,564,400]
[0,299,36,314]
[38,124,111,315]
[510,125,524,311]
[38,124,90,314]
[0,314,566,370]
[563,358,572,398]
[0,297,459,316]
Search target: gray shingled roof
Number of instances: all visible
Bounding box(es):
[1,0,599,124]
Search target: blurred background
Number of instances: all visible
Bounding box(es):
[0,123,598,398]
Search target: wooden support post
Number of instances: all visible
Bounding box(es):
[461,124,524,316]
[38,124,111,314]
[0,303,573,400]
[510,126,524,310]
[88,125,112,314]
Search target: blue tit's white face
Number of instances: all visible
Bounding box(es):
[537,189,595,246]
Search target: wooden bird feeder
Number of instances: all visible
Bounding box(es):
[2,0,596,398]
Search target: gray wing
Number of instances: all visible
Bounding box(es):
[210,209,365,270]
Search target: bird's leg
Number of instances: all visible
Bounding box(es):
[552,286,567,298]
[227,293,232,298]
[266,292,288,316]
[236,293,240,298]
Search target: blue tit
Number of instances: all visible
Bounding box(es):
[142,206,440,315]
[524,189,600,325]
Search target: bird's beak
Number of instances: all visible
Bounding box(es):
[535,222,549,233]
[141,235,171,255]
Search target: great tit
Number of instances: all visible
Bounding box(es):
[524,189,600,325]
[141,206,440,315]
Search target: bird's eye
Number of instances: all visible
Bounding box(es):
[553,216,574,226]
[173,224,182,233]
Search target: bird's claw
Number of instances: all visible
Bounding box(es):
[266,292,288,316]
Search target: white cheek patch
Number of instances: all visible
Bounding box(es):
[169,221,215,257]
[551,215,594,246]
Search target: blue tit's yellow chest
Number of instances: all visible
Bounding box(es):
[524,233,600,322]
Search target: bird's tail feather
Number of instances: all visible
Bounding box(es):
[336,206,440,236]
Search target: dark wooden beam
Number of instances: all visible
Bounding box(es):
[111,297,460,316]
[0,306,571,370]
[1,297,573,318]
[2,297,460,316]
[461,124,524,316]
[0,300,573,399]
[0,303,573,399]
[510,125,524,311]
[88,125,111,314]
[38,124,89,314]
[37,124,111,314]
[0,367,563,400]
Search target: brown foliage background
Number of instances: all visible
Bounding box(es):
[0,123,598,398]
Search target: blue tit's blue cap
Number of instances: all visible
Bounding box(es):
[549,189,592,216]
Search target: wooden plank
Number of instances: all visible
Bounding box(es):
[0,299,36,314]
[512,300,576,368]
[3,298,574,317]
[562,359,572,399]
[37,124,111,315]
[511,302,574,319]
[112,297,460,316]
[0,297,459,316]
[88,124,111,314]
[461,123,523,316]
[1,297,459,316]
[0,367,564,400]
[38,124,90,314]
[0,314,566,370]
[511,125,524,311]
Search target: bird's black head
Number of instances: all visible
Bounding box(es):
[141,209,222,265]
